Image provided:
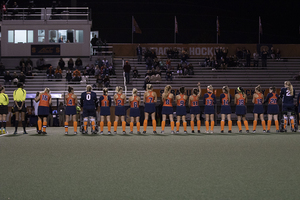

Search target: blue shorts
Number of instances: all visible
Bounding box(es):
[204,106,215,114]
[236,105,246,115]
[176,106,186,116]
[162,106,173,115]
[267,104,279,114]
[130,108,140,117]
[100,107,110,116]
[282,104,294,113]
[65,106,76,115]
[253,105,264,114]
[221,105,231,114]
[190,106,200,115]
[83,107,96,118]
[115,106,125,116]
[38,106,50,116]
[144,103,156,113]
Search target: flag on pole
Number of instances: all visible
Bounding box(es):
[259,16,263,35]
[132,16,142,34]
[217,16,220,36]
[175,16,178,34]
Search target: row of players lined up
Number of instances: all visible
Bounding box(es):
[0,81,296,135]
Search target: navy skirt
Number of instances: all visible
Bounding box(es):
[267,104,279,114]
[236,105,246,115]
[221,105,231,114]
[115,106,126,116]
[162,106,173,115]
[253,105,264,114]
[65,106,76,115]
[130,108,140,117]
[100,107,111,116]
[204,105,215,114]
[190,106,200,115]
[38,106,50,116]
[144,103,156,113]
[176,106,186,116]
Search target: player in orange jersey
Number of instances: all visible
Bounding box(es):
[143,84,158,134]
[220,85,232,133]
[113,86,126,134]
[234,86,249,133]
[252,85,266,133]
[35,88,52,134]
[189,82,201,133]
[203,85,217,133]
[129,88,141,134]
[161,85,174,134]
[99,88,112,135]
[175,87,188,134]
[265,86,280,132]
[64,86,78,135]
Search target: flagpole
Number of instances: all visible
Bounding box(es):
[217,16,219,44]
[132,16,133,44]
[259,16,260,44]
[174,16,176,44]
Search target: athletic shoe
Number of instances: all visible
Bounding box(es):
[228,130,232,133]
[191,130,195,133]
[42,132,47,134]
[292,129,296,132]
[123,131,126,135]
[210,131,214,134]
[23,131,28,134]
[38,130,42,134]
[171,131,175,134]
[267,130,270,133]
[205,130,209,134]
[276,130,279,133]
[184,131,187,134]
[100,131,103,135]
[220,130,224,133]
[298,129,300,132]
[246,130,249,133]
[252,130,256,133]
[65,132,68,135]
[161,131,164,134]
[137,131,141,134]
[129,131,133,134]
[74,132,77,135]
[13,131,17,135]
[113,131,117,134]
[153,131,157,134]
[82,131,88,135]
[92,131,97,134]
[143,131,146,134]
[197,130,201,133]
[239,130,242,133]
[2,129,6,134]
[176,131,179,134]
[0,129,2,134]
[263,130,266,133]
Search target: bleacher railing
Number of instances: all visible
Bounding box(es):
[2,7,91,21]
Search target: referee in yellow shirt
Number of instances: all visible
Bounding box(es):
[0,86,9,134]
[13,82,27,134]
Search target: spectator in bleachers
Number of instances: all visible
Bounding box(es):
[25,58,33,68]
[204,56,210,67]
[103,75,110,87]
[212,59,220,71]
[68,58,74,70]
[0,62,5,75]
[83,69,89,76]
[108,63,115,76]
[177,64,183,75]
[102,57,109,67]
[181,50,189,65]
[4,71,12,85]
[66,70,72,82]
[236,48,243,59]
[153,58,160,69]
[20,63,26,74]
[95,65,100,77]
[173,47,179,58]
[166,69,173,82]
[136,44,143,63]
[145,70,152,79]
[96,74,103,88]
[95,57,102,67]
[47,66,55,79]
[220,58,228,70]
[87,64,95,75]
[72,69,81,82]
[55,66,62,79]
[150,49,157,60]
[188,63,194,75]
[261,48,268,68]
[143,77,150,90]
[270,47,275,59]
[253,50,259,67]
[102,65,109,77]
[215,47,222,64]
[58,58,65,70]
[133,66,139,78]
[167,48,173,59]
[166,59,171,70]
[246,49,251,67]
[123,61,131,84]
[276,48,281,60]
[26,70,33,78]
[154,68,162,82]
[75,57,83,70]
[19,58,25,70]
[18,72,26,84]
[12,71,18,84]
[146,57,153,70]
[144,48,151,61]
[36,58,45,70]
[150,68,156,81]
[222,47,228,61]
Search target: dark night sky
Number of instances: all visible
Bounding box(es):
[17,0,300,44]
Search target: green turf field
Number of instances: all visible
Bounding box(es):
[1,125,300,200]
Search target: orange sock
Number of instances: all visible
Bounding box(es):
[275,120,279,130]
[84,121,88,131]
[91,120,95,131]
[253,120,257,131]
[114,121,118,132]
[64,122,68,133]
[267,120,271,131]
[42,121,47,132]
[228,120,232,131]
[291,119,295,129]
[122,121,126,132]
[197,120,201,131]
[130,122,133,132]
[244,120,249,130]
[262,120,266,131]
[73,121,77,132]
[161,121,165,131]
[221,120,225,131]
[152,120,156,131]
[143,120,147,131]
[284,119,287,129]
[183,122,187,131]
[171,121,174,131]
[38,120,42,131]
[107,121,111,132]
[100,121,104,132]
[211,121,214,131]
[176,122,180,131]
[137,122,140,132]
[205,121,209,131]
[191,121,194,131]
[237,121,242,131]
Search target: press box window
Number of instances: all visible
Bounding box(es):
[38,30,45,43]
[76,30,83,43]
[8,30,33,43]
[8,30,14,43]
[58,30,74,43]
[49,30,58,43]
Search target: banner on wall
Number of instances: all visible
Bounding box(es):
[31,45,61,55]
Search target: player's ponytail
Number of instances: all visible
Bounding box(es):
[270,86,276,93]
[207,85,213,92]
[68,86,73,93]
[147,84,153,91]
[163,85,172,99]
[179,87,185,94]
[255,85,261,92]
[237,86,244,94]
[223,85,230,102]
[132,88,138,96]
[44,87,50,93]
[115,86,123,93]
[86,85,92,92]
[192,88,198,95]
[103,88,108,95]
[285,81,293,96]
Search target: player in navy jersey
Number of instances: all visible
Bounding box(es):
[81,85,97,134]
[265,86,280,132]
[220,85,232,133]
[280,81,296,132]
[99,88,112,134]
[203,85,217,133]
